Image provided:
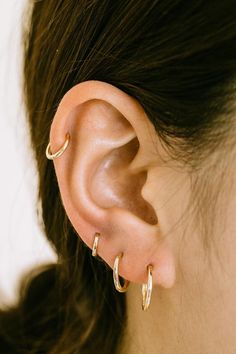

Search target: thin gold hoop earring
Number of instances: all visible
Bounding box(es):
[92,232,100,257]
[113,253,130,293]
[142,264,153,311]
[46,133,70,160]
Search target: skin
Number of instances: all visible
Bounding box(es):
[49,80,236,354]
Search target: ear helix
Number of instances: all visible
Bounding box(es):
[45,133,154,310]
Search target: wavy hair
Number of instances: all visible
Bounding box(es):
[1,1,236,353]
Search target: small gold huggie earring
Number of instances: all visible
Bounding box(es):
[92,232,100,257]
[113,253,130,293]
[142,264,153,311]
[46,133,70,160]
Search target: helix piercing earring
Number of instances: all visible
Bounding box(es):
[46,133,70,160]
[142,264,153,311]
[113,253,130,293]
[92,232,100,257]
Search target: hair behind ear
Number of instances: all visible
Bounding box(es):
[1,0,235,353]
[0,246,126,354]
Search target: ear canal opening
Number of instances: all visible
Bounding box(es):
[91,136,158,226]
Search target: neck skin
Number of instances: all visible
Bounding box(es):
[122,270,236,354]
[121,159,236,354]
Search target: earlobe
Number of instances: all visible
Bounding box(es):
[47,80,176,290]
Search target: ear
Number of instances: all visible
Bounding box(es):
[48,80,176,288]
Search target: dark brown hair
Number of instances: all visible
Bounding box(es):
[1,1,236,353]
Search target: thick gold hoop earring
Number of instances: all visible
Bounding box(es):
[142,264,153,311]
[46,133,70,160]
[113,253,130,293]
[92,232,100,257]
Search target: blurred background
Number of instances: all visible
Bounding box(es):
[0,1,56,306]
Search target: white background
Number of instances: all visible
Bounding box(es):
[0,1,56,306]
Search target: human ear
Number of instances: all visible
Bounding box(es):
[48,80,176,288]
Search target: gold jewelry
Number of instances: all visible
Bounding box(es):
[113,253,130,293]
[142,264,153,311]
[92,232,100,257]
[46,133,70,160]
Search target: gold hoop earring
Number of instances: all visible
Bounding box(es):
[142,264,153,311]
[92,232,100,257]
[46,133,70,160]
[113,253,130,293]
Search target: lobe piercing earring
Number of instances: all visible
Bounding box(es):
[46,133,70,160]
[113,253,130,293]
[142,264,153,311]
[92,232,100,257]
